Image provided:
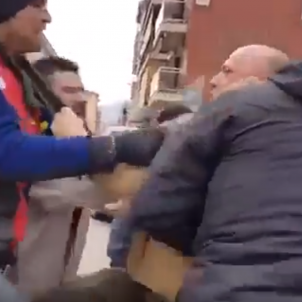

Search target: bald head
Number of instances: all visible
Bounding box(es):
[210,44,289,99]
[232,45,289,74]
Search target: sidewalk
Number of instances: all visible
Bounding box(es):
[77,219,110,275]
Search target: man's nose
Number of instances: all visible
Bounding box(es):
[42,8,52,24]
[209,76,217,90]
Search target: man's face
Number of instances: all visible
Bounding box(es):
[5,0,51,53]
[210,50,267,99]
[50,71,86,117]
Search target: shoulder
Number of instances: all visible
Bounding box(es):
[208,82,286,119]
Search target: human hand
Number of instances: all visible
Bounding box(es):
[105,199,130,217]
[115,128,165,167]
[51,107,88,137]
[85,91,99,135]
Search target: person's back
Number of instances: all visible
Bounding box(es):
[129,62,302,302]
[191,80,302,302]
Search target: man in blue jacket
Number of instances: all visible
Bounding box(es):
[0,81,163,272]
[0,0,164,275]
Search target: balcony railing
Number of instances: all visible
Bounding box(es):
[154,0,187,40]
[151,0,187,54]
[149,66,184,104]
[135,0,187,75]
[139,14,153,58]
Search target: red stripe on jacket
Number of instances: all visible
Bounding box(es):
[0,58,40,245]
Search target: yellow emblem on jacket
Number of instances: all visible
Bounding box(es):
[40,121,49,132]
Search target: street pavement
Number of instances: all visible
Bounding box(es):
[77,218,111,275]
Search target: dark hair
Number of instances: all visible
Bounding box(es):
[32,56,79,77]
[127,107,158,127]
[32,269,167,302]
[156,104,192,124]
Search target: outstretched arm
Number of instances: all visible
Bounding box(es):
[0,91,164,182]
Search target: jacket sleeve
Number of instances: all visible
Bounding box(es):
[0,91,115,182]
[129,95,235,255]
[29,178,106,212]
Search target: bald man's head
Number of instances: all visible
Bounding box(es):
[231,45,289,74]
[210,44,289,99]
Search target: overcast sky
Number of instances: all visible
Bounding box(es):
[45,0,139,103]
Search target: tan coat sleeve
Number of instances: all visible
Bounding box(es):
[29,178,108,212]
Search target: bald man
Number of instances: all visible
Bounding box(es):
[210,44,289,99]
[128,50,302,301]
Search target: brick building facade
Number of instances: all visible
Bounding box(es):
[131,0,302,107]
[186,0,302,98]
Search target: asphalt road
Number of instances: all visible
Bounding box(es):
[77,219,111,275]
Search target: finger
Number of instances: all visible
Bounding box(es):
[61,106,74,115]
[105,203,123,211]
[84,91,99,103]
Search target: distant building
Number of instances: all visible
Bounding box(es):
[131,0,302,107]
[131,0,187,109]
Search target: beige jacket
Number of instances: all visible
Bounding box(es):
[14,177,106,294]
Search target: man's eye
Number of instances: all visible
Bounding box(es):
[222,67,232,74]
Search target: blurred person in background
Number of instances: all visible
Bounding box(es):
[13,57,106,293]
[127,107,158,128]
[107,104,192,268]
[156,104,193,128]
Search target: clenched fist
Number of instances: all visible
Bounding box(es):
[115,128,165,167]
[51,107,88,137]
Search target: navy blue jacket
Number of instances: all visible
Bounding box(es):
[0,89,116,268]
[130,62,302,302]
[0,87,163,268]
[0,92,93,181]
